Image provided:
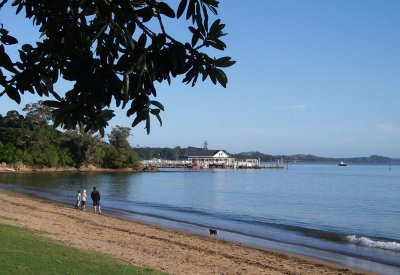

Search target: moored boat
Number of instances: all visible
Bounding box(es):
[338,161,347,166]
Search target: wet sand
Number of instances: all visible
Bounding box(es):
[0,190,370,274]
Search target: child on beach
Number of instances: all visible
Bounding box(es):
[81,190,87,211]
[75,190,81,209]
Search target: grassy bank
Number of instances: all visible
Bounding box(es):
[0,223,165,275]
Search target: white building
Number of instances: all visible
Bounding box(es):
[183,147,235,167]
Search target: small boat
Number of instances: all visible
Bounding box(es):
[338,161,347,166]
[191,162,200,170]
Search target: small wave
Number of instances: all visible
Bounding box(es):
[346,235,400,252]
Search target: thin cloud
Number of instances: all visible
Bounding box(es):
[275,104,312,111]
[375,123,400,134]
[290,104,312,111]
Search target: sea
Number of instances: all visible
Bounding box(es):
[0,163,399,274]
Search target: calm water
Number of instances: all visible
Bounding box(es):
[1,164,399,274]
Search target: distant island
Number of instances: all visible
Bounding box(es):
[134,146,400,164]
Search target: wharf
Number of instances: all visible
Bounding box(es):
[141,159,286,169]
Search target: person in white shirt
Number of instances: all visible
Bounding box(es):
[75,190,81,209]
[81,190,87,211]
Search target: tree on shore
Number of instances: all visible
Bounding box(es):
[109,126,132,149]
[106,126,139,168]
[0,103,139,168]
[0,0,234,135]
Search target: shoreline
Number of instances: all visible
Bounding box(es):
[0,165,158,173]
[0,189,370,275]
[74,202,400,274]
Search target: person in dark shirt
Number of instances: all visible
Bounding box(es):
[91,186,101,214]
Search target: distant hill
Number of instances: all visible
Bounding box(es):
[282,154,396,164]
[133,146,185,160]
[134,147,399,164]
[230,152,396,163]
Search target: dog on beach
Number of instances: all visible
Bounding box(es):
[209,228,218,236]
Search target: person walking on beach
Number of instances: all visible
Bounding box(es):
[81,190,87,211]
[91,187,101,214]
[75,190,81,209]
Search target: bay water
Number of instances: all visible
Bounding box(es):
[1,163,399,274]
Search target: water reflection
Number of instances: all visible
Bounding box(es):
[0,164,399,274]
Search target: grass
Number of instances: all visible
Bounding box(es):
[0,215,17,221]
[0,223,166,275]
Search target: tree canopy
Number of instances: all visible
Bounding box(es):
[0,102,140,168]
[0,0,234,136]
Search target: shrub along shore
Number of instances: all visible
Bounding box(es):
[0,163,158,173]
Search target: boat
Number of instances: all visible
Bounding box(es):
[191,162,200,170]
[338,161,347,166]
[209,163,224,168]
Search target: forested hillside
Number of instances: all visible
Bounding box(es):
[0,102,139,169]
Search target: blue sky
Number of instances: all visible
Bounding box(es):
[1,1,399,157]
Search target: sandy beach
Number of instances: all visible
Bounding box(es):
[0,190,369,275]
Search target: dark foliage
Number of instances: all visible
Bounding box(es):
[0,102,140,168]
[0,0,234,136]
[135,146,184,160]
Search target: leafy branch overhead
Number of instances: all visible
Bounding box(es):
[0,0,235,135]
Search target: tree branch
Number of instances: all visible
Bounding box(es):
[155,11,182,46]
[156,11,167,35]
[134,18,156,38]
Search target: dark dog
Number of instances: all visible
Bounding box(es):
[209,228,218,236]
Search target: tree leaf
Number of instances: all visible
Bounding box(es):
[209,19,221,35]
[49,90,63,101]
[137,7,154,22]
[187,0,196,21]
[177,0,188,18]
[213,68,227,88]
[215,56,236,67]
[150,100,165,111]
[21,44,33,52]
[132,115,143,127]
[195,3,205,34]
[0,34,18,45]
[145,117,150,134]
[158,2,175,18]
[138,33,147,48]
[202,4,209,31]
[5,86,21,104]
[96,110,115,120]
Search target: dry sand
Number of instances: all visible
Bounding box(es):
[0,190,370,275]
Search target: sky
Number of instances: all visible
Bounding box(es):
[0,0,399,158]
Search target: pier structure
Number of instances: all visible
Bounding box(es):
[141,159,285,169]
[141,148,286,169]
[141,158,191,168]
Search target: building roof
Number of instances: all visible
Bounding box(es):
[182,147,230,158]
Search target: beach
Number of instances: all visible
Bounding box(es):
[0,190,368,275]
